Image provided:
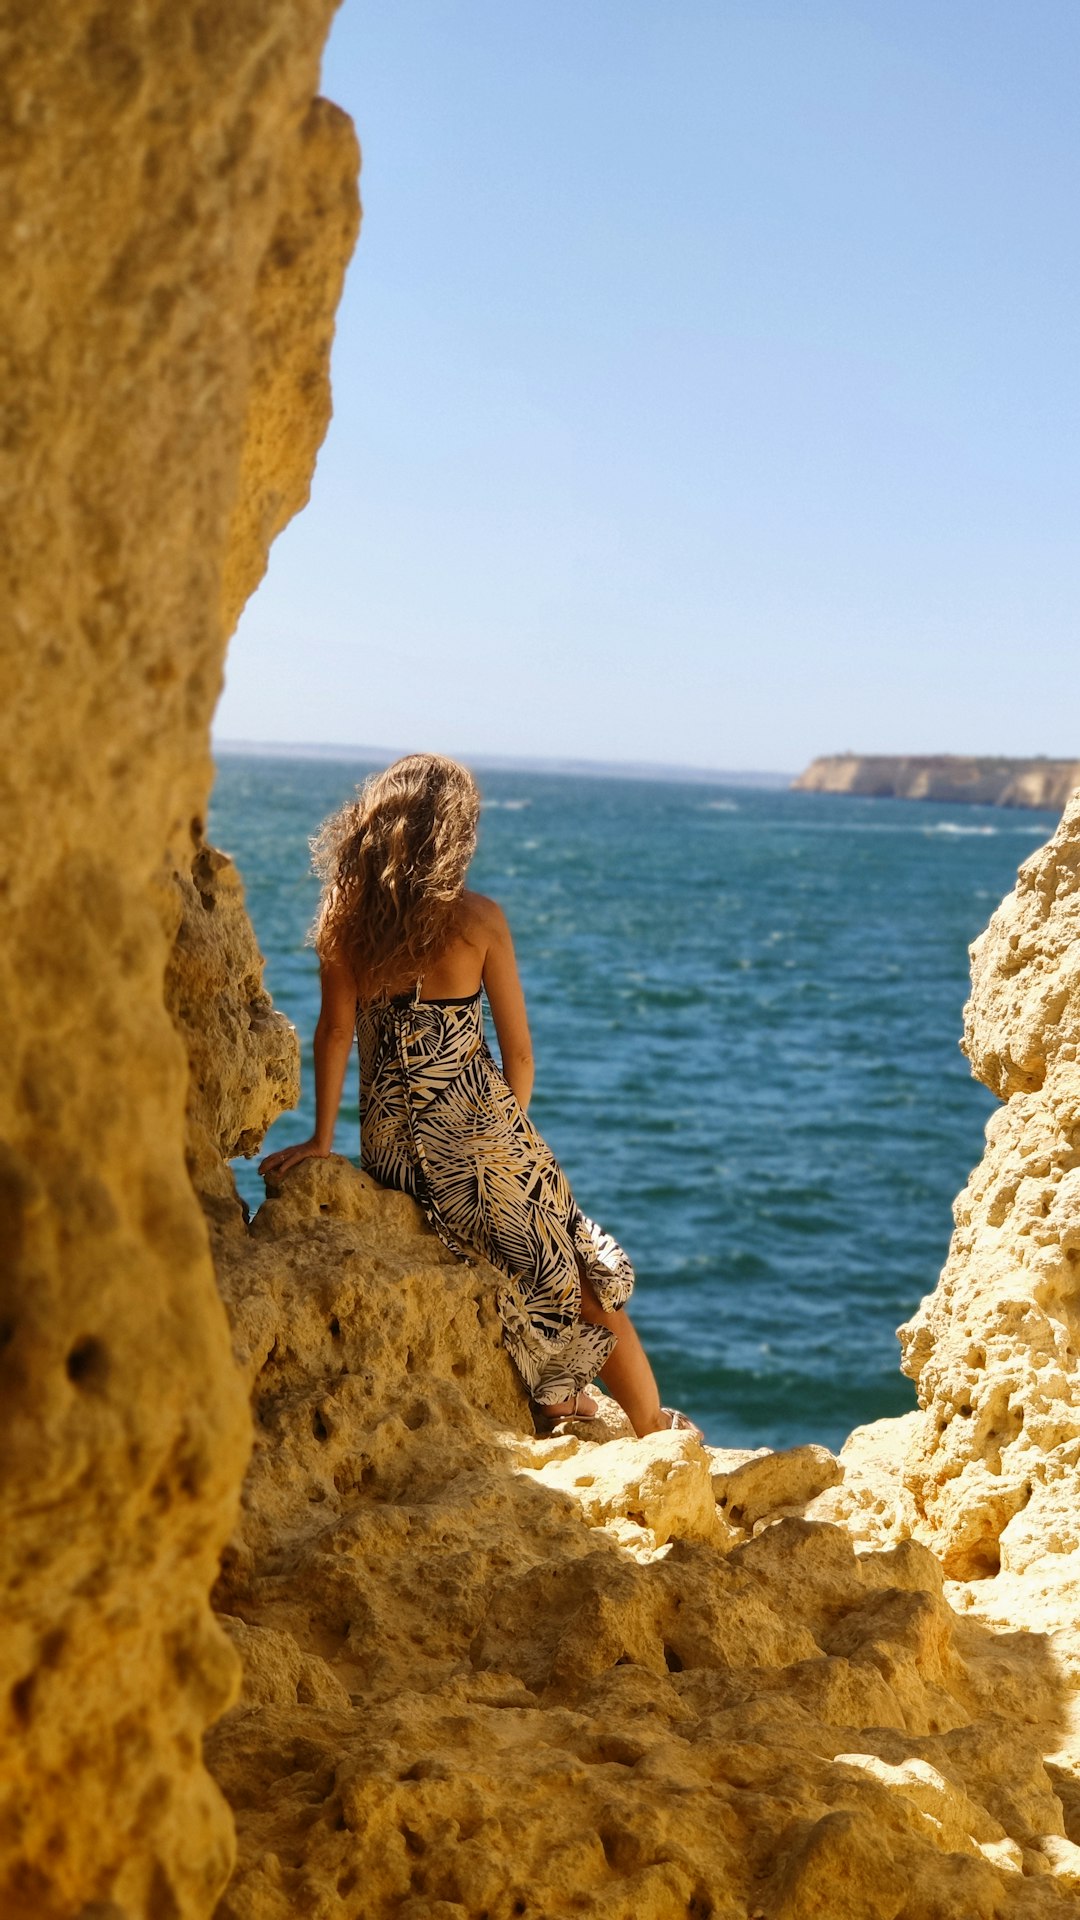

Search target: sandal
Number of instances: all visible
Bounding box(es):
[659,1407,705,1440]
[531,1390,599,1431]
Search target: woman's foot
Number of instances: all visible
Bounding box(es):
[658,1406,705,1440]
[531,1389,599,1427]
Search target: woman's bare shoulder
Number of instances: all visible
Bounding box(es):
[461,887,507,925]
[460,888,509,935]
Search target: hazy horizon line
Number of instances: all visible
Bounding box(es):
[213,737,795,788]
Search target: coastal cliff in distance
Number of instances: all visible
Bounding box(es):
[794,753,1080,811]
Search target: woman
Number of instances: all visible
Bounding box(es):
[259,753,697,1439]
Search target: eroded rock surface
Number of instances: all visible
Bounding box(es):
[0,6,357,1914]
[898,796,1080,1582]
[165,839,300,1215]
[193,1157,1077,1918]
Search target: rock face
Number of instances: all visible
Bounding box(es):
[165,839,301,1216]
[898,796,1080,1581]
[794,756,1080,811]
[0,8,358,1915]
[812,799,1080,1889]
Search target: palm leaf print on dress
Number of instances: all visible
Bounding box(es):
[356,986,635,1405]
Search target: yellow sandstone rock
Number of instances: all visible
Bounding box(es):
[0,5,357,1914]
[517,1429,734,1553]
[899,794,1080,1579]
[165,839,300,1214]
[804,1411,922,1550]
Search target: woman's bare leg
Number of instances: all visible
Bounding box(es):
[578,1269,665,1437]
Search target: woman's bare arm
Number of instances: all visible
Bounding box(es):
[259,954,358,1177]
[479,898,535,1110]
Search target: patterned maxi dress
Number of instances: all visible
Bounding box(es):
[357,982,635,1406]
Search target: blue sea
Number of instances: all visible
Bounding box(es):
[209,753,1057,1453]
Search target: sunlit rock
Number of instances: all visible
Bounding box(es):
[900,795,1080,1579]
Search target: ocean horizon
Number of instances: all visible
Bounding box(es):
[212,736,794,788]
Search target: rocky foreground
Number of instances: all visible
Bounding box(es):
[168,809,1080,1919]
[7,6,1080,1916]
[794,756,1080,811]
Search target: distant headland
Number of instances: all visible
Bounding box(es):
[793,754,1080,812]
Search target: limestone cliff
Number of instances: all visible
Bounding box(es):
[794,756,1080,811]
[0,7,358,1915]
[815,800,1080,1587]
[898,797,1080,1585]
[807,798,1080,1901]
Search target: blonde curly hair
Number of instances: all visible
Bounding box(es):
[309,753,481,1002]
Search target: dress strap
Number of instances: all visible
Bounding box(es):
[413,975,423,1006]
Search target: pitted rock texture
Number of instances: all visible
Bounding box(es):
[202,1157,1080,1918]
[963,794,1080,1102]
[804,1412,923,1553]
[165,838,300,1213]
[222,92,361,637]
[898,796,1080,1579]
[0,6,357,1914]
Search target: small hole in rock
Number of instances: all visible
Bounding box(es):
[312,1410,330,1442]
[329,1317,341,1339]
[66,1338,108,1390]
[664,1645,684,1673]
[11,1675,34,1726]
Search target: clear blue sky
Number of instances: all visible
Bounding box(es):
[215,1,1079,773]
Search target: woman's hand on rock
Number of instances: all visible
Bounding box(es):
[258,1138,331,1180]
